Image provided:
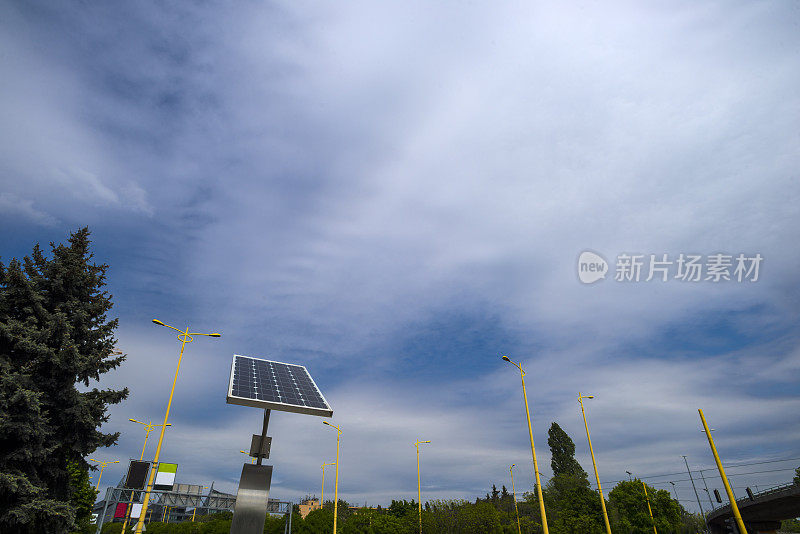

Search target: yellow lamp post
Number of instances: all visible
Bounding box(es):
[510,464,521,534]
[699,409,747,534]
[578,393,612,534]
[240,450,255,464]
[501,355,549,534]
[130,419,171,460]
[133,319,221,534]
[121,419,172,533]
[89,459,119,489]
[191,487,208,522]
[642,481,657,534]
[414,440,431,534]
[323,421,341,534]
[321,462,336,505]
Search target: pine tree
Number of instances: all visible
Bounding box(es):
[547,422,588,478]
[0,228,127,533]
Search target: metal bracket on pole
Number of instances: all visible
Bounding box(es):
[231,409,274,534]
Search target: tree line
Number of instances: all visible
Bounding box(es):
[100,422,707,534]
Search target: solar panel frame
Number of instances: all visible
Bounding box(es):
[226,354,333,417]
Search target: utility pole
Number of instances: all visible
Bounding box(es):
[682,455,707,529]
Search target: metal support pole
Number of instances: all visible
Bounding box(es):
[258,409,270,466]
[95,486,112,534]
[682,455,707,526]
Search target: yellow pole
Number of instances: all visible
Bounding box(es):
[134,321,220,534]
[578,393,612,534]
[642,481,657,534]
[334,428,340,534]
[192,486,207,522]
[89,459,119,490]
[510,464,521,534]
[324,422,341,534]
[503,356,549,534]
[122,420,171,533]
[140,425,151,459]
[415,440,431,534]
[699,409,748,534]
[322,462,336,506]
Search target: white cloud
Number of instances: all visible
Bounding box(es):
[5,0,800,514]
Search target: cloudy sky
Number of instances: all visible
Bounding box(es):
[2,0,799,513]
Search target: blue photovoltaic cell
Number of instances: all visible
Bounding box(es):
[226,355,333,417]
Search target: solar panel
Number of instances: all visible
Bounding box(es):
[226,355,333,417]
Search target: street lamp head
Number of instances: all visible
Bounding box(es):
[209,333,221,337]
[129,418,137,422]
[152,319,165,326]
[113,461,119,464]
[165,423,172,427]
[501,355,510,362]
[323,421,331,426]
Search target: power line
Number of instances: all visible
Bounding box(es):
[601,457,800,486]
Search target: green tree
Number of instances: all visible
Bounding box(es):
[542,422,605,534]
[608,480,684,534]
[298,507,333,533]
[794,466,800,485]
[67,460,97,533]
[0,228,128,533]
[547,423,588,478]
[782,517,800,533]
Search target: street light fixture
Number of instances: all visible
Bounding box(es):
[133,319,221,534]
[129,419,172,461]
[578,393,611,534]
[89,459,119,489]
[323,421,341,534]
[501,355,549,534]
[414,440,431,534]
[510,464,521,534]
